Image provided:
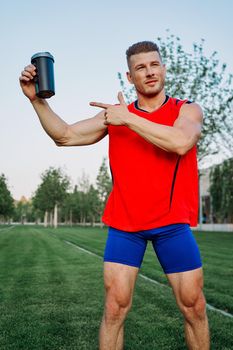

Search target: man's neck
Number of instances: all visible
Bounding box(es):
[137,90,166,113]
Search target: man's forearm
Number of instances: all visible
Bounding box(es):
[125,113,187,154]
[31,98,68,143]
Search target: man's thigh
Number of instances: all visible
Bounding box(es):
[103,262,139,304]
[152,224,202,274]
[104,227,147,268]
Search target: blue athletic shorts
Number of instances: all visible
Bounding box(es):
[103,224,202,274]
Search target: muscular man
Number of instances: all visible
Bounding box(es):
[19,41,210,350]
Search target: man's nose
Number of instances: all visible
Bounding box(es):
[145,66,154,76]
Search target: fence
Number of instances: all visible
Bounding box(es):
[192,223,233,232]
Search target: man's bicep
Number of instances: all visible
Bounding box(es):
[57,110,108,146]
[174,103,203,141]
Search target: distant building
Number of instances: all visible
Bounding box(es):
[14,195,29,205]
[199,167,212,223]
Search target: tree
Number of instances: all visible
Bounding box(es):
[118,31,233,164]
[210,158,233,222]
[60,180,101,226]
[96,157,112,219]
[86,184,101,225]
[76,172,91,224]
[0,174,14,222]
[13,197,36,224]
[61,192,75,225]
[221,160,233,222]
[33,167,70,227]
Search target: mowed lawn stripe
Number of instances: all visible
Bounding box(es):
[0,226,104,350]
[49,226,233,314]
[0,226,233,349]
[62,238,233,319]
[50,227,233,349]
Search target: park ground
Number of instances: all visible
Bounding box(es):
[0,225,232,350]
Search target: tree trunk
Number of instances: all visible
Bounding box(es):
[44,211,48,227]
[54,204,58,228]
[69,210,73,227]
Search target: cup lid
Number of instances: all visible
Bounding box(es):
[31,52,54,62]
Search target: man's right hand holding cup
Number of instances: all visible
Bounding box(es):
[19,64,38,102]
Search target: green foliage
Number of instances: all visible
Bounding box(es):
[60,159,112,224]
[60,192,75,223]
[0,174,14,220]
[86,184,102,223]
[210,158,233,222]
[118,31,233,163]
[33,167,70,214]
[30,161,111,225]
[96,157,112,213]
[13,200,36,223]
[61,177,101,224]
[11,158,112,224]
[71,189,86,223]
[72,174,100,223]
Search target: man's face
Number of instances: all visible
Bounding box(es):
[127,51,166,97]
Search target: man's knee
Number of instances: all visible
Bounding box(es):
[104,287,132,322]
[179,290,207,322]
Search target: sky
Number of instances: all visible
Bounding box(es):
[1,0,233,200]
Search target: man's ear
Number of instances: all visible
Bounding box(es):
[126,71,133,85]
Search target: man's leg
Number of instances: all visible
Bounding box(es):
[99,262,139,350]
[151,224,210,349]
[166,267,210,350]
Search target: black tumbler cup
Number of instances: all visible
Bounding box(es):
[31,52,55,98]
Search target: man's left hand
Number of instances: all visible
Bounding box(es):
[90,92,130,126]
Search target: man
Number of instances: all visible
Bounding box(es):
[19,41,210,350]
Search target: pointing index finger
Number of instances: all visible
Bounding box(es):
[89,102,112,109]
[118,91,127,106]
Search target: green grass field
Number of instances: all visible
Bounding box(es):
[0,225,232,350]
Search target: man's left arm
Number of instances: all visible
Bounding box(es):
[125,102,203,155]
[90,93,203,155]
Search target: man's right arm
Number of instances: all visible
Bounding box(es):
[19,64,108,146]
[31,99,108,146]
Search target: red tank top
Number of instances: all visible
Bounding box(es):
[102,96,199,231]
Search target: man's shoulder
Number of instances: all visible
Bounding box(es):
[170,96,194,106]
